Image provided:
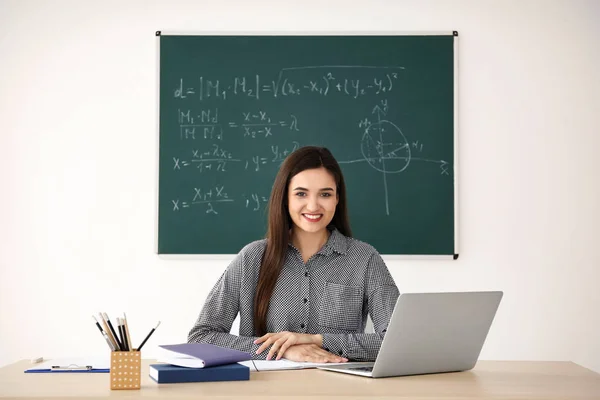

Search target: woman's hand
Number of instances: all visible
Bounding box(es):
[254,331,322,360]
[280,344,348,363]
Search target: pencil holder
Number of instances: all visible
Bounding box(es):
[110,351,141,390]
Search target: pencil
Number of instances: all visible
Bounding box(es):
[92,315,116,351]
[98,312,118,351]
[103,312,123,351]
[123,313,133,351]
[137,321,161,351]
[117,318,128,351]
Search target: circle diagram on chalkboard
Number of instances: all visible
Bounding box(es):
[361,119,411,174]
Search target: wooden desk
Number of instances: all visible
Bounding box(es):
[0,360,599,399]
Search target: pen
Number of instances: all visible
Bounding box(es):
[117,318,128,351]
[116,318,123,350]
[118,317,130,351]
[103,312,123,351]
[92,315,116,351]
[98,313,119,351]
[137,321,161,351]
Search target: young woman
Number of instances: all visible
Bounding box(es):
[188,146,399,362]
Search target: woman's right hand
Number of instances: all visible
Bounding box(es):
[280,344,348,363]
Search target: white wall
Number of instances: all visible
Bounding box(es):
[1,0,599,373]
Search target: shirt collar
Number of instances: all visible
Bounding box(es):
[288,227,348,257]
[317,227,348,256]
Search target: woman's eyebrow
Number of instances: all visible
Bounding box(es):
[292,187,335,191]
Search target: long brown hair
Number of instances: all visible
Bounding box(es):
[253,146,352,336]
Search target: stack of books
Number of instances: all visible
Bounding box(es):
[149,343,252,384]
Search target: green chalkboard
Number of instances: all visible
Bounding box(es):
[158,33,457,256]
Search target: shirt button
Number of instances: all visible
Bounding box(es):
[300,323,305,329]
[339,350,343,355]
[304,271,308,277]
[303,298,308,303]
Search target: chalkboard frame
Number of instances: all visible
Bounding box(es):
[154,31,459,259]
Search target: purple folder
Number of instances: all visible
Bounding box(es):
[159,343,252,368]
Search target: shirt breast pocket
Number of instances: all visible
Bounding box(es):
[319,282,364,331]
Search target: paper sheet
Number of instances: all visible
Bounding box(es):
[156,355,205,368]
[238,359,351,372]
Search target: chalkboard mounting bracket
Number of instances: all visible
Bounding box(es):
[156,31,161,36]
[453,253,459,260]
[453,31,458,36]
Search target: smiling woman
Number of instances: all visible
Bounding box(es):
[188,146,400,363]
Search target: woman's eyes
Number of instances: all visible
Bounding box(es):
[294,192,332,197]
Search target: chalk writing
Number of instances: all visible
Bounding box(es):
[336,100,449,215]
[174,66,404,101]
[168,65,450,217]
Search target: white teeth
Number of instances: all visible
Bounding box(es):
[304,214,322,220]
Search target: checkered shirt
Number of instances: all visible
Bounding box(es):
[187,228,399,361]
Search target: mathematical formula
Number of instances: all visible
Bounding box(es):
[171,185,269,215]
[166,66,451,217]
[178,108,299,141]
[174,66,404,101]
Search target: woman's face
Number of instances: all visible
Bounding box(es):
[287,167,339,235]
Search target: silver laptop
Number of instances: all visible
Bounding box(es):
[317,291,503,378]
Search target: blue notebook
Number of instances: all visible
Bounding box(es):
[149,363,250,383]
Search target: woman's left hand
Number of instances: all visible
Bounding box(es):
[254,331,322,360]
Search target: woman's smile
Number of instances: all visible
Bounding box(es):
[302,213,323,222]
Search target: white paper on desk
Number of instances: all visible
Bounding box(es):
[238,359,349,372]
[156,355,206,369]
[25,357,110,371]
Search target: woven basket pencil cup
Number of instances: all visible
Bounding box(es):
[110,351,141,390]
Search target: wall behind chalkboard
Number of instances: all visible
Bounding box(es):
[158,33,457,256]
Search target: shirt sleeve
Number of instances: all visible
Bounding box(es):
[321,252,399,361]
[187,247,265,359]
